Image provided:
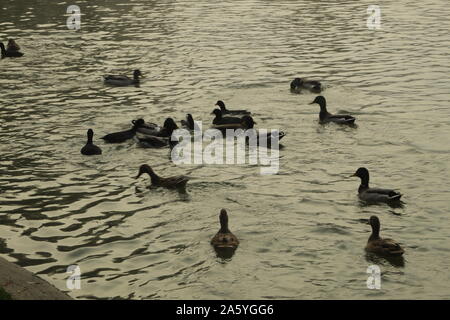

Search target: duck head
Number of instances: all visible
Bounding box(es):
[369,215,380,238]
[133,69,142,79]
[291,78,303,87]
[132,118,145,128]
[351,167,370,186]
[163,117,178,130]
[215,100,226,111]
[310,96,327,111]
[186,114,194,129]
[219,209,230,233]
[135,164,157,179]
[241,115,256,129]
[87,129,94,143]
[211,108,222,118]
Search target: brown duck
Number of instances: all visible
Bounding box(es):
[135,164,189,189]
[366,216,404,256]
[211,209,239,249]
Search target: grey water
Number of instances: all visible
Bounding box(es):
[0,0,449,299]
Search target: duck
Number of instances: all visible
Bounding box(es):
[351,167,402,202]
[211,209,239,249]
[81,129,102,155]
[211,109,243,125]
[366,216,404,256]
[134,119,161,135]
[290,77,322,93]
[0,41,24,58]
[240,115,286,148]
[215,100,251,115]
[101,118,145,143]
[103,69,142,86]
[135,164,189,189]
[136,135,170,148]
[181,113,201,131]
[310,96,356,125]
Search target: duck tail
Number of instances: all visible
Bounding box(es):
[388,194,402,201]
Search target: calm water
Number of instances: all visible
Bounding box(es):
[1,0,449,299]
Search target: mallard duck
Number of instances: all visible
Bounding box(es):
[310,96,355,125]
[135,164,189,189]
[351,167,402,202]
[211,209,239,249]
[134,119,161,135]
[240,115,286,148]
[103,69,142,86]
[366,216,404,256]
[180,114,196,130]
[211,109,243,125]
[290,77,322,93]
[0,41,24,58]
[215,100,251,115]
[81,129,102,155]
[101,118,145,143]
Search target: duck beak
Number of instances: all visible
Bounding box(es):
[309,101,316,105]
[349,173,356,177]
[135,171,143,179]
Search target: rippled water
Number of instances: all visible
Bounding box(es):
[1,0,449,299]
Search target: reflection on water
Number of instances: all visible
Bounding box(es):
[1,0,450,299]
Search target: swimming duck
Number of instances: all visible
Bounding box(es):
[101,118,145,143]
[81,129,102,155]
[180,113,197,131]
[134,119,161,135]
[215,100,251,115]
[366,216,404,256]
[240,115,286,148]
[290,77,322,93]
[103,69,142,86]
[310,96,355,125]
[0,42,24,58]
[211,209,239,249]
[211,109,242,125]
[135,164,189,189]
[351,167,402,202]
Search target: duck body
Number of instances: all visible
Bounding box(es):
[366,216,404,256]
[135,164,189,189]
[212,109,242,125]
[291,78,322,93]
[239,116,286,148]
[211,209,239,249]
[104,69,142,86]
[101,119,145,143]
[136,135,169,148]
[352,167,402,203]
[310,96,355,125]
[215,100,251,115]
[81,129,102,155]
[0,42,24,58]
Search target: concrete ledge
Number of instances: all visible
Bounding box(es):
[0,256,73,300]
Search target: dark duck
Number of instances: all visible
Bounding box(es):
[290,77,322,93]
[0,39,24,58]
[310,96,356,125]
[240,115,286,148]
[104,69,142,86]
[135,164,189,190]
[351,167,402,203]
[211,209,239,258]
[366,216,404,257]
[101,118,145,143]
[81,129,102,155]
[211,109,243,125]
[215,100,251,115]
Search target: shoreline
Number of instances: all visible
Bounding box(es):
[0,256,73,300]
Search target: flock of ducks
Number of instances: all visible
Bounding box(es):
[5,39,404,260]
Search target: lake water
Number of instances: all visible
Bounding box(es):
[0,0,449,299]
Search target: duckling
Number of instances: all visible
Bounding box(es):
[211,209,239,249]
[0,42,24,58]
[310,96,355,125]
[135,164,189,189]
[81,129,102,155]
[366,216,404,256]
[215,100,251,115]
[211,109,242,125]
[290,77,322,93]
[101,118,145,143]
[352,167,402,203]
[103,69,142,86]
